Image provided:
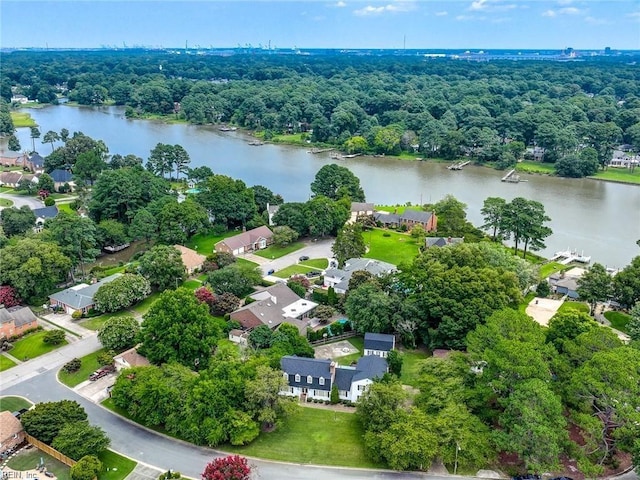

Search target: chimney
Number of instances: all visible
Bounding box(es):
[330,361,336,382]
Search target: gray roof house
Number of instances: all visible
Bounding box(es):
[323,258,396,294]
[364,333,395,358]
[374,209,438,232]
[48,273,122,314]
[281,356,332,395]
[33,206,59,231]
[425,237,464,248]
[0,306,39,338]
[50,169,73,183]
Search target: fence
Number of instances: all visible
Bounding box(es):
[310,331,357,345]
[25,434,77,467]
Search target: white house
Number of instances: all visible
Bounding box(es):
[363,332,395,358]
[348,202,375,224]
[324,258,396,294]
[113,347,150,371]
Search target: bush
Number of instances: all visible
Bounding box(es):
[70,455,102,480]
[44,197,55,207]
[382,232,391,237]
[97,351,115,366]
[63,358,81,373]
[536,280,551,298]
[158,471,181,480]
[71,310,83,320]
[43,329,66,345]
[330,385,339,404]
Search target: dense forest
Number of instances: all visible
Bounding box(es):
[2,51,640,176]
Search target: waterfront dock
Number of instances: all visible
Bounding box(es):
[551,249,592,265]
[448,160,470,170]
[501,169,523,182]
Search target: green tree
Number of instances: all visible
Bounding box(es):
[207,265,262,298]
[310,163,365,202]
[305,195,349,237]
[244,365,289,431]
[226,410,260,446]
[387,349,403,376]
[139,288,223,369]
[501,197,552,257]
[95,219,128,250]
[70,456,102,480]
[345,283,394,334]
[332,223,366,268]
[0,206,35,237]
[546,311,598,353]
[330,385,340,404]
[73,150,107,185]
[7,134,21,151]
[43,329,66,345]
[29,126,40,152]
[42,130,60,153]
[129,208,157,244]
[37,172,55,194]
[314,304,335,323]
[357,380,407,433]
[481,197,507,241]
[172,144,191,180]
[109,154,143,169]
[157,198,208,244]
[612,256,640,308]
[577,263,612,314]
[628,302,640,342]
[272,202,308,236]
[196,174,257,229]
[138,245,186,291]
[272,225,299,247]
[248,324,273,349]
[97,315,141,351]
[52,421,110,461]
[21,400,87,444]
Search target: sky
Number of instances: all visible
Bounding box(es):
[1,0,639,50]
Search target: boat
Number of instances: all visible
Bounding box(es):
[218,126,237,132]
[248,141,264,146]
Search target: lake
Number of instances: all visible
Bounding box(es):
[3,105,639,268]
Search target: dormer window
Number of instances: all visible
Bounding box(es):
[319,377,325,386]
[307,375,313,384]
[295,374,300,382]
[283,372,288,380]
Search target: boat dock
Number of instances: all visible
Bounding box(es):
[551,249,592,265]
[308,148,335,154]
[501,169,524,182]
[448,161,470,170]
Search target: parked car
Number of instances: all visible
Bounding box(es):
[89,365,115,381]
[267,269,275,275]
[306,271,321,278]
[299,255,309,261]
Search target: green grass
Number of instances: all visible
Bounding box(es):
[7,448,70,480]
[0,187,13,193]
[399,348,430,387]
[273,264,319,279]
[0,396,33,412]
[102,264,130,276]
[519,292,536,314]
[374,205,423,215]
[56,202,76,214]
[185,230,236,254]
[236,258,259,268]
[80,311,130,331]
[590,168,640,185]
[604,311,631,334]
[0,198,13,207]
[97,449,137,480]
[0,355,17,371]
[267,132,310,145]
[300,258,328,269]
[364,228,421,266]
[253,242,305,260]
[131,291,161,315]
[48,193,76,200]
[539,262,565,279]
[557,301,590,314]
[332,337,364,365]
[10,330,68,361]
[10,111,37,127]
[182,279,202,290]
[226,406,380,468]
[58,348,107,387]
[516,161,556,175]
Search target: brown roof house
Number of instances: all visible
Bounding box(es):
[348,202,375,224]
[230,283,317,335]
[0,306,38,339]
[0,411,25,455]
[113,346,150,371]
[215,226,274,256]
[174,245,206,275]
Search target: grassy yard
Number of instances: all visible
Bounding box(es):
[590,168,640,185]
[226,406,380,468]
[273,264,322,279]
[267,132,310,145]
[0,198,13,207]
[58,348,107,387]
[604,310,631,334]
[0,396,33,412]
[131,291,161,315]
[10,111,37,127]
[399,348,430,387]
[7,448,70,480]
[519,292,536,315]
[186,230,236,253]
[97,450,137,480]
[375,204,423,215]
[236,258,259,268]
[539,261,565,279]
[80,311,130,331]
[331,337,364,365]
[0,354,17,371]
[301,258,328,269]
[10,330,68,361]
[557,301,590,314]
[0,187,13,193]
[56,202,76,215]
[182,279,203,290]
[253,241,305,260]
[516,161,556,175]
[364,228,421,266]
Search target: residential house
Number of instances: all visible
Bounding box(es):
[0,154,29,169]
[113,347,150,371]
[214,226,274,256]
[48,273,122,315]
[50,169,74,191]
[548,267,587,299]
[348,202,375,224]
[174,245,206,275]
[0,171,37,188]
[33,205,59,232]
[374,210,437,232]
[280,354,388,402]
[425,237,464,248]
[363,332,395,358]
[323,258,396,294]
[228,329,249,346]
[266,203,280,226]
[608,150,639,168]
[0,411,25,455]
[27,153,45,173]
[229,283,317,335]
[10,94,29,104]
[0,306,38,339]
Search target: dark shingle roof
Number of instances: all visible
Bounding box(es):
[334,367,356,391]
[33,206,59,219]
[281,356,332,391]
[353,355,388,382]
[29,153,45,167]
[364,332,395,352]
[50,169,73,183]
[401,209,433,223]
[216,226,273,251]
[0,306,38,328]
[425,237,463,248]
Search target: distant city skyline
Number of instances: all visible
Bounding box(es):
[1,1,639,51]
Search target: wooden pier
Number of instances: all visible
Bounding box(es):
[448,161,470,170]
[308,148,335,154]
[501,169,522,182]
[550,249,591,265]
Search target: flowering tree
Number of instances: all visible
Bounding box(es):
[201,455,251,480]
[94,274,151,312]
[0,285,20,307]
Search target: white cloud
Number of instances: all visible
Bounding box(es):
[470,0,489,11]
[542,9,557,17]
[334,1,347,7]
[469,0,516,12]
[559,7,580,14]
[456,14,475,21]
[435,10,448,16]
[353,2,415,16]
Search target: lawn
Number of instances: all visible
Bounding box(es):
[253,241,305,260]
[374,205,423,215]
[0,396,33,412]
[97,449,137,480]
[56,202,76,215]
[0,198,13,207]
[273,264,320,279]
[557,301,590,314]
[0,355,17,371]
[7,448,70,480]
[332,337,364,365]
[80,311,130,331]
[539,262,565,279]
[364,228,421,266]
[515,161,556,175]
[182,279,203,290]
[399,348,430,387]
[186,230,236,253]
[226,406,380,468]
[58,348,107,387]
[10,111,37,127]
[590,168,640,185]
[267,132,309,145]
[300,258,328,269]
[236,258,259,268]
[604,310,631,334]
[131,291,161,315]
[10,330,68,361]
[519,292,536,315]
[0,187,13,193]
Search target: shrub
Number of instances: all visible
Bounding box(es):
[97,351,115,366]
[158,471,181,480]
[536,280,551,298]
[71,310,83,320]
[43,329,66,345]
[63,358,81,373]
[44,197,55,207]
[70,455,102,480]
[330,385,339,404]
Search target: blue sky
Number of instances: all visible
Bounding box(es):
[1,1,639,50]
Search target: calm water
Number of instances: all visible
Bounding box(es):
[3,105,639,268]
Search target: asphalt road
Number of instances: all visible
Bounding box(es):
[257,238,335,276]
[0,191,44,210]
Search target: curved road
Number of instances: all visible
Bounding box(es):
[0,191,44,210]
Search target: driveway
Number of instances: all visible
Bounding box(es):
[256,238,335,276]
[0,191,44,210]
[525,296,564,326]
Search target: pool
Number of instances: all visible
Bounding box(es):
[185,188,200,194]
